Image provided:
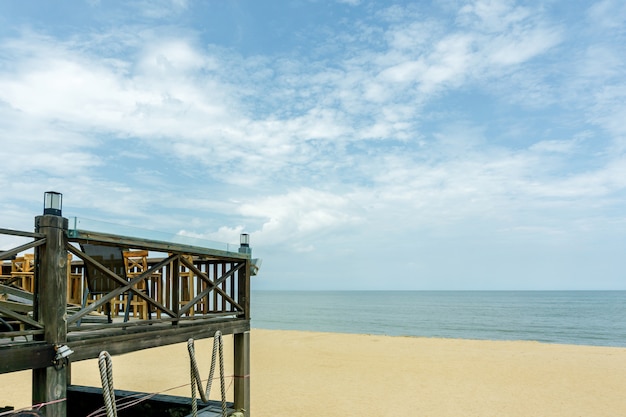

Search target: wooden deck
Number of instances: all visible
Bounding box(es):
[0,216,253,417]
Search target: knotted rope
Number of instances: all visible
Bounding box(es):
[188,331,227,417]
[98,351,117,417]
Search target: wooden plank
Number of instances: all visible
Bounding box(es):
[66,312,238,334]
[0,342,55,373]
[0,238,47,261]
[212,263,218,313]
[68,230,249,261]
[172,256,180,323]
[0,283,34,301]
[67,319,250,361]
[0,328,44,338]
[0,303,42,328]
[0,228,46,239]
[68,317,247,343]
[0,299,33,314]
[229,262,235,312]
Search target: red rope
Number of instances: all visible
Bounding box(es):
[0,398,67,417]
[86,374,246,417]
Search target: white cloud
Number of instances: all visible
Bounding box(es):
[1,1,625,289]
[529,140,578,154]
[588,0,626,29]
[135,0,189,19]
[458,0,531,33]
[418,33,475,92]
[337,0,361,5]
[486,26,562,66]
[238,188,363,247]
[177,225,246,247]
[579,45,623,80]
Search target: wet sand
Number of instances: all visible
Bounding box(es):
[2,329,626,416]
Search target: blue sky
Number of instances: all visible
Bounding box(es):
[1,0,625,290]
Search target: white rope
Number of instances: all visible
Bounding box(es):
[188,331,227,417]
[98,351,117,417]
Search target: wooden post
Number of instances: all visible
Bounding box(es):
[237,259,251,321]
[233,331,250,416]
[172,256,180,325]
[32,214,69,417]
[234,256,251,416]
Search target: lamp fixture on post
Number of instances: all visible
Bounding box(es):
[239,233,251,255]
[43,191,63,216]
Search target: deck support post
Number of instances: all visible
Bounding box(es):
[234,247,251,416]
[32,214,69,417]
[233,330,250,417]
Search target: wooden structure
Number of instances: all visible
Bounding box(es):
[0,209,253,417]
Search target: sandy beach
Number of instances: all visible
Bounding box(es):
[2,329,626,416]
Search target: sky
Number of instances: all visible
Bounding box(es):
[1,0,625,290]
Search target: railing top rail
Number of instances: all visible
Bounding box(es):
[68,229,250,260]
[0,227,46,239]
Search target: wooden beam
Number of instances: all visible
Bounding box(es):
[0,238,47,261]
[234,331,250,416]
[68,230,249,261]
[0,283,34,301]
[238,259,250,320]
[67,319,250,361]
[0,343,55,373]
[0,302,43,328]
[0,228,46,239]
[32,215,69,417]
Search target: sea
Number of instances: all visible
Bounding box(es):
[250,291,626,347]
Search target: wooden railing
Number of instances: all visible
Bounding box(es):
[1,214,253,417]
[0,227,47,341]
[1,226,251,343]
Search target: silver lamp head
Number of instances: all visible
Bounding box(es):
[43,191,62,216]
